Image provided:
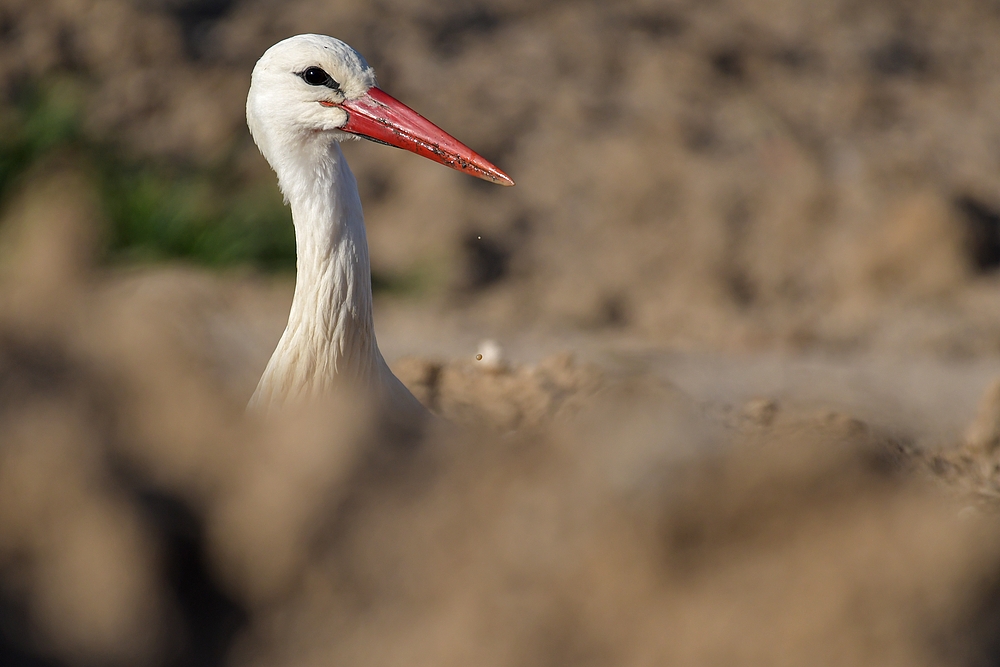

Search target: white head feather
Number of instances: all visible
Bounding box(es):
[246,35,377,200]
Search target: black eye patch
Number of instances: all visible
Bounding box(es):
[299,67,341,91]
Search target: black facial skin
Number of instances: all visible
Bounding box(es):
[299,66,341,91]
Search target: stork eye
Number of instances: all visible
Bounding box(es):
[302,67,329,85]
[300,67,340,90]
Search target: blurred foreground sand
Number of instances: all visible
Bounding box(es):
[5,160,1000,666]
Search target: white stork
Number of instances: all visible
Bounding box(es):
[245,34,512,415]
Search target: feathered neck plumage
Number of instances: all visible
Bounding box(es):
[249,139,381,409]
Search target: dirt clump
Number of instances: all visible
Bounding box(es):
[1,166,1000,666]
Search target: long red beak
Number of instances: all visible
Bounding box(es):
[322,87,514,186]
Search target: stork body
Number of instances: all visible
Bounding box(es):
[246,35,511,413]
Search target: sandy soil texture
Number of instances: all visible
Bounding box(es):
[4,0,1000,351]
[3,2,1000,665]
[0,157,999,667]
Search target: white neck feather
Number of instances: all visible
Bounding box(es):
[249,139,418,414]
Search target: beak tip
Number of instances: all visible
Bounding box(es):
[485,167,515,187]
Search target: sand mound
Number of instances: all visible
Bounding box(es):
[2,164,1000,666]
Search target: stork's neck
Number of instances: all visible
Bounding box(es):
[250,140,383,408]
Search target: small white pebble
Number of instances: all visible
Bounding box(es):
[476,339,504,369]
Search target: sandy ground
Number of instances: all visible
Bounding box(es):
[6,1,1000,665]
[9,0,1000,352]
[6,259,1000,667]
[167,264,999,446]
[377,302,1000,438]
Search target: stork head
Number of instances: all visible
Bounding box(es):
[247,34,513,186]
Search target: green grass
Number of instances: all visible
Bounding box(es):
[0,80,297,272]
[101,161,295,270]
